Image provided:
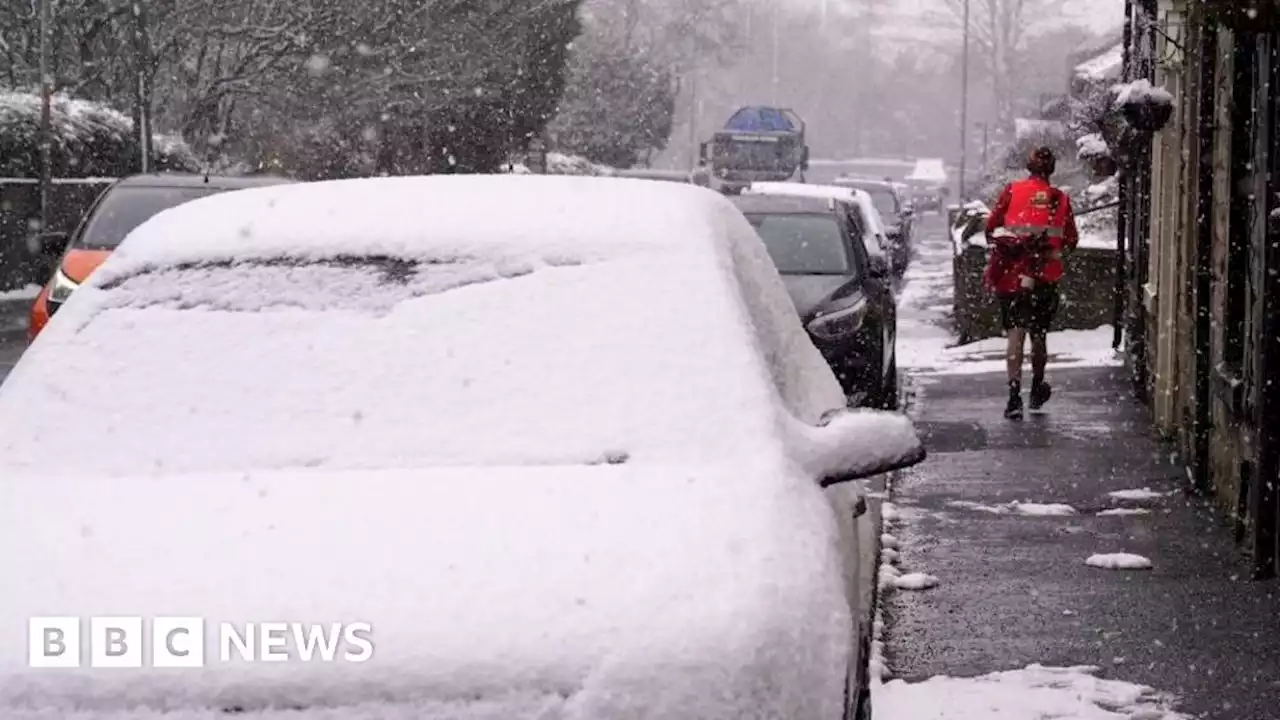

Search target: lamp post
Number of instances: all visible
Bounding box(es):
[958,0,970,201]
[38,0,52,235]
[771,2,780,104]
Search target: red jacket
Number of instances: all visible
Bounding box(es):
[982,177,1078,295]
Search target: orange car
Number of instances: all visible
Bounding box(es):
[29,173,292,342]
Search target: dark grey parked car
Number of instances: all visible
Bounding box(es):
[730,193,898,409]
[834,177,915,275]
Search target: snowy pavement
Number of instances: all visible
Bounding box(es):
[874,212,1280,719]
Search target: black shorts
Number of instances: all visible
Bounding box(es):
[998,284,1060,333]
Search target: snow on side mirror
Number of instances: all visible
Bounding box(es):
[806,409,926,486]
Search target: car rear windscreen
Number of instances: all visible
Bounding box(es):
[867,190,898,218]
[75,186,224,250]
[746,213,850,275]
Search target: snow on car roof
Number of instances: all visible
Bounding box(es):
[746,182,887,237]
[98,175,735,281]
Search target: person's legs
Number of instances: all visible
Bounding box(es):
[1030,331,1048,385]
[999,293,1029,419]
[1007,328,1027,389]
[1028,284,1060,409]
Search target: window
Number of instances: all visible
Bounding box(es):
[76,187,222,250]
[745,213,852,275]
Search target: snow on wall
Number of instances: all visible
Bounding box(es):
[1075,43,1124,82]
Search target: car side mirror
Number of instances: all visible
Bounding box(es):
[868,255,889,278]
[808,408,926,486]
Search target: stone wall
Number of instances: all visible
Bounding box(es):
[951,214,1118,343]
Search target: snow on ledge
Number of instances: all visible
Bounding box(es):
[875,664,1191,718]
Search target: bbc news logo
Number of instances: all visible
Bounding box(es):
[28,617,374,668]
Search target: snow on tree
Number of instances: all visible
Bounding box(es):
[243,0,584,178]
[933,0,1069,127]
[0,92,199,178]
[1076,132,1111,166]
[1,0,584,178]
[548,35,676,168]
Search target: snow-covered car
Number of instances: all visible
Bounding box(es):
[746,181,903,276]
[0,175,925,720]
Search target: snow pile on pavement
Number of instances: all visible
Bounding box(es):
[0,284,40,301]
[1086,552,1154,570]
[1114,78,1174,107]
[1097,507,1151,516]
[1108,488,1170,501]
[947,500,1077,516]
[910,325,1123,376]
[876,664,1191,719]
[893,572,940,591]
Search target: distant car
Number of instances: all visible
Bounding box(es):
[26,173,292,342]
[730,193,899,410]
[905,158,950,211]
[0,175,924,720]
[834,177,915,273]
[745,181,900,278]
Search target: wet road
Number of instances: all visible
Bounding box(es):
[883,211,1280,718]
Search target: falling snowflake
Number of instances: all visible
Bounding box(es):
[305,54,331,76]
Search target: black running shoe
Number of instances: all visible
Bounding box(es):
[1029,381,1052,410]
[1004,393,1024,420]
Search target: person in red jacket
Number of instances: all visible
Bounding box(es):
[983,147,1079,419]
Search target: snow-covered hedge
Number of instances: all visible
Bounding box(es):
[503,151,616,176]
[1076,133,1110,161]
[0,92,200,178]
